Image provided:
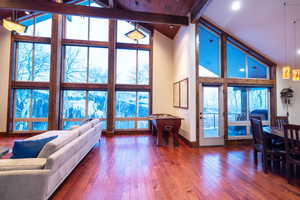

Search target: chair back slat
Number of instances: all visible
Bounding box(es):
[250,118,267,147]
[284,124,300,155]
[276,116,289,129]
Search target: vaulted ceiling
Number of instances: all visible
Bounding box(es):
[203,0,300,66]
[0,0,199,38]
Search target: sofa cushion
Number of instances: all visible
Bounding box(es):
[0,158,47,171]
[75,123,93,136]
[38,132,79,158]
[11,136,58,159]
[26,130,80,141]
[90,119,100,127]
[80,118,93,126]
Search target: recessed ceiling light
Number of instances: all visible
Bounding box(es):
[231,1,241,11]
[25,11,30,15]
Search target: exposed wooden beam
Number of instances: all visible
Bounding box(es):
[190,0,211,23]
[0,0,189,25]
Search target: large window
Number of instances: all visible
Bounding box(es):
[227,42,269,79]
[16,42,51,82]
[9,5,152,134]
[65,1,108,41]
[13,89,49,132]
[64,46,108,83]
[63,90,108,129]
[228,87,269,138]
[19,14,52,37]
[116,49,149,85]
[198,25,221,77]
[115,91,149,129]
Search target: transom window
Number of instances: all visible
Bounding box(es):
[13,89,49,132]
[115,91,149,129]
[19,14,52,38]
[65,1,108,41]
[62,90,108,129]
[64,46,108,83]
[227,42,269,79]
[198,25,221,77]
[16,42,51,82]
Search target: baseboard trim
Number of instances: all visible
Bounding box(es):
[178,134,198,148]
[225,139,252,146]
[102,130,151,136]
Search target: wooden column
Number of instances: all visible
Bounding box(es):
[221,34,227,78]
[48,0,63,130]
[106,19,117,135]
[223,83,228,140]
[269,65,277,126]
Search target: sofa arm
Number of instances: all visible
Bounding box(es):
[0,158,47,171]
[0,169,50,200]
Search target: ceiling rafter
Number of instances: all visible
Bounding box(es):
[0,0,189,25]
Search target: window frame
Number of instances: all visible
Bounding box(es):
[227,86,271,140]
[196,18,276,143]
[226,41,270,80]
[15,41,51,82]
[62,45,109,84]
[115,91,150,130]
[13,89,49,133]
[61,89,108,130]
[198,24,222,78]
[8,6,153,134]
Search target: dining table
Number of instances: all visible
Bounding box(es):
[263,126,284,138]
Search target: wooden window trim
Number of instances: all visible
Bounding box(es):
[195,18,277,145]
[7,12,153,134]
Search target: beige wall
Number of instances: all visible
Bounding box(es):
[0,27,11,132]
[152,31,175,115]
[173,24,197,142]
[276,66,300,124]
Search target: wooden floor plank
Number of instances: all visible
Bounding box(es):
[1,135,300,200]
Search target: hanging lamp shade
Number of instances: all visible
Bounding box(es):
[125,24,146,41]
[2,19,26,34]
[282,66,291,79]
[292,69,300,81]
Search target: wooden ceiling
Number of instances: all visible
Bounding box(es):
[0,0,199,38]
[114,0,197,38]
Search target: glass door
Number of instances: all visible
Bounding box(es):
[199,85,224,146]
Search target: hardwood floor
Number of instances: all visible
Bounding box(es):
[1,135,300,200]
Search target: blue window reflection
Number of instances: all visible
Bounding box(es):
[227,42,246,78]
[199,25,220,77]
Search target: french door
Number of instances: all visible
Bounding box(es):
[199,84,224,146]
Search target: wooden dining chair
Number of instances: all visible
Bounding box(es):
[283,124,300,184]
[276,116,289,129]
[250,118,285,173]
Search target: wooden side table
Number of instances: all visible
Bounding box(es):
[149,114,183,146]
[0,147,9,158]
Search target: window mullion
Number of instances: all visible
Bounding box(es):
[85,91,89,118]
[32,43,35,81]
[87,47,90,83]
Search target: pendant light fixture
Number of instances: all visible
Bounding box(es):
[2,11,26,34]
[282,2,291,79]
[125,23,146,41]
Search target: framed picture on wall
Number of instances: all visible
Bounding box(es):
[180,78,188,109]
[173,78,188,109]
[173,82,180,107]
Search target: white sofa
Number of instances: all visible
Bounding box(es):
[0,119,102,200]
